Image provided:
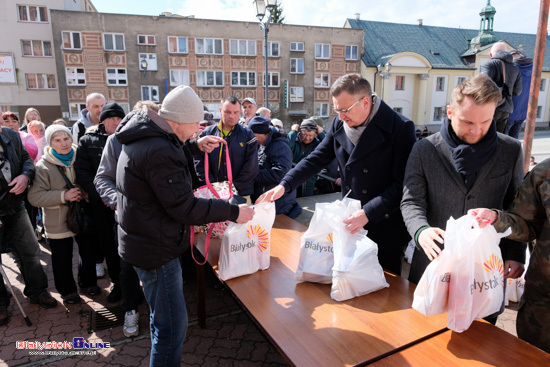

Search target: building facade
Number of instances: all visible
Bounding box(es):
[0,0,96,123]
[49,10,363,128]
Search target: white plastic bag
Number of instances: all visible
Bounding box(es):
[218,202,276,281]
[412,255,452,316]
[446,215,510,332]
[295,202,334,284]
[325,198,389,301]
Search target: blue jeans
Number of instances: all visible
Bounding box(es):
[0,206,49,301]
[134,258,187,367]
[506,119,524,139]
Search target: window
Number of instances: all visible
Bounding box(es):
[21,40,52,57]
[290,42,304,52]
[170,70,190,86]
[230,39,256,56]
[395,76,405,90]
[137,35,156,45]
[168,37,188,53]
[537,106,542,118]
[231,71,256,87]
[141,86,160,102]
[195,38,223,55]
[62,31,81,50]
[18,5,48,22]
[315,44,331,59]
[315,102,330,117]
[393,107,403,114]
[456,76,467,86]
[70,103,86,120]
[139,53,157,71]
[289,87,304,102]
[315,73,330,88]
[103,33,125,51]
[66,67,86,85]
[435,77,445,91]
[196,71,224,87]
[106,68,127,86]
[262,72,280,87]
[290,58,304,74]
[345,45,358,60]
[433,107,445,121]
[540,79,546,92]
[263,41,280,57]
[25,73,55,89]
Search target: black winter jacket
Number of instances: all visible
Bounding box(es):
[115,109,239,270]
[0,127,35,216]
[480,51,523,113]
[75,124,109,205]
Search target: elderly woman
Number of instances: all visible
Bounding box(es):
[1,111,38,161]
[28,125,99,304]
[27,120,46,163]
[21,107,40,132]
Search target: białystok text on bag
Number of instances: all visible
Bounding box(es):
[295,202,334,284]
[218,202,276,281]
[446,215,510,332]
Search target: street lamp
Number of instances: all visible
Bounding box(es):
[254,0,277,109]
[140,57,148,99]
[377,62,392,99]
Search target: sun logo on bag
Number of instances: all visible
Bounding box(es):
[483,253,504,284]
[326,233,333,244]
[247,224,269,252]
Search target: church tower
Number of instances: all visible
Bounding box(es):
[470,0,499,48]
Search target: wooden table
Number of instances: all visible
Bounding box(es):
[369,320,550,366]
[194,215,448,367]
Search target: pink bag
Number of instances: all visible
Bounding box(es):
[190,148,234,265]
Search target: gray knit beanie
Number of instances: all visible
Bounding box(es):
[158,86,204,124]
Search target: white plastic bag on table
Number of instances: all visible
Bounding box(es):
[325,198,389,301]
[412,253,453,316]
[446,214,510,332]
[218,202,276,281]
[295,202,334,284]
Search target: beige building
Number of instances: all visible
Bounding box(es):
[49,10,363,128]
[0,0,96,124]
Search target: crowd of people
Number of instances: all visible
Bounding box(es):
[0,63,548,366]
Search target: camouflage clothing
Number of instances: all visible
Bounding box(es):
[494,158,550,353]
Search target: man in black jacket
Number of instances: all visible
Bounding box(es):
[480,41,522,133]
[116,86,254,366]
[0,111,57,326]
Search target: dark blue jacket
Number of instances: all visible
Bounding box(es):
[252,127,297,215]
[509,57,533,121]
[195,122,258,196]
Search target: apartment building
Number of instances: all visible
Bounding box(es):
[49,10,364,127]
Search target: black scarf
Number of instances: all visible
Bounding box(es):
[440,117,497,190]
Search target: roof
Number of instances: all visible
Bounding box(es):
[347,19,550,71]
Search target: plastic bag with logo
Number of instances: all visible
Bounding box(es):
[295,202,335,284]
[446,214,511,332]
[412,250,454,316]
[218,202,276,281]
[325,197,389,301]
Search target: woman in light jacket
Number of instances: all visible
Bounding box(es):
[28,125,99,304]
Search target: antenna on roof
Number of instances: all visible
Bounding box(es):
[417,19,423,26]
[355,13,360,20]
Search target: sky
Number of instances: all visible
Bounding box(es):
[89,0,544,35]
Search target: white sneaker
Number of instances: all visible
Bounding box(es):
[123,310,139,337]
[96,263,105,278]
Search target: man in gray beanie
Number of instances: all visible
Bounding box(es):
[115,86,254,366]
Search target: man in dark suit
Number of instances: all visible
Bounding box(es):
[401,74,526,291]
[258,73,417,275]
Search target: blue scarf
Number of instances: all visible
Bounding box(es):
[52,148,74,166]
[440,117,497,190]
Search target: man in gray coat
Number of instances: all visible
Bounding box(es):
[401,75,526,299]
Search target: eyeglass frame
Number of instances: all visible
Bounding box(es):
[333,96,367,115]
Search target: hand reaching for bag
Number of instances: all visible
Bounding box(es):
[64,188,84,202]
[236,204,255,223]
[418,227,445,261]
[256,185,285,204]
[197,136,227,153]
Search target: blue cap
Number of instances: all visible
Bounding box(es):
[248,116,271,134]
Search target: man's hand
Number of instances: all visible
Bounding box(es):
[418,227,445,261]
[504,260,524,279]
[256,185,285,204]
[317,125,324,134]
[343,209,369,234]
[468,208,498,228]
[8,174,29,195]
[197,136,226,153]
[291,124,300,132]
[236,204,255,223]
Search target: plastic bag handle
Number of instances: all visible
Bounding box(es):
[190,225,214,266]
[204,147,233,199]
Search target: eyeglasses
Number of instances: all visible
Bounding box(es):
[333,97,366,114]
